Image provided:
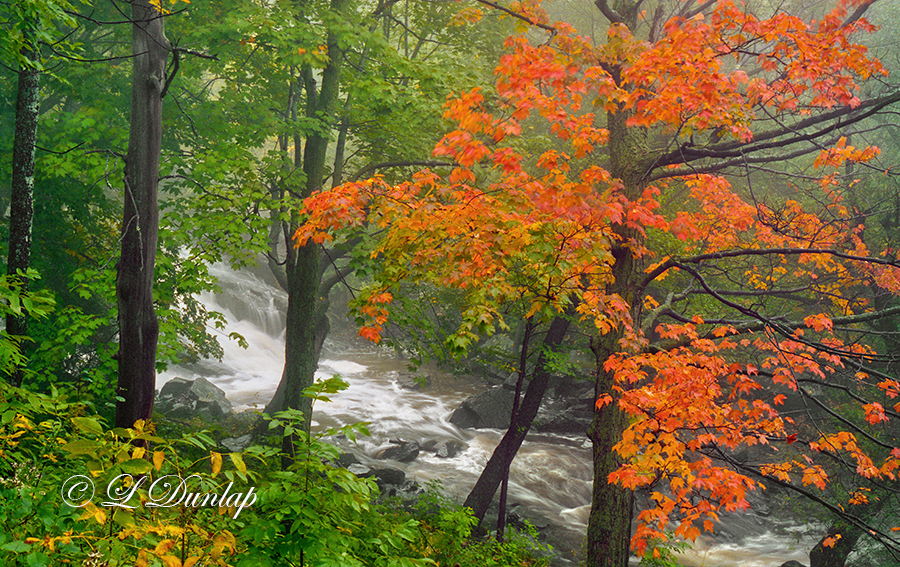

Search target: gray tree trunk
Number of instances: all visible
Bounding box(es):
[115,1,169,429]
[5,25,40,388]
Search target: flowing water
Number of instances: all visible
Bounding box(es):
[159,263,818,566]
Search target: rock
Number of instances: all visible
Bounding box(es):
[449,387,515,429]
[370,467,406,486]
[534,397,593,434]
[220,434,252,452]
[502,372,524,391]
[779,562,807,567]
[156,377,233,420]
[336,452,361,468]
[348,463,371,477]
[377,439,420,463]
[435,440,465,459]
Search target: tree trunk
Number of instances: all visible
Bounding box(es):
[463,314,572,522]
[5,25,40,388]
[115,1,169,429]
[584,83,649,566]
[586,333,635,566]
[809,524,863,567]
[278,0,348,466]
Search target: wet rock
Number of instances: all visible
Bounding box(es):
[220,434,252,452]
[435,439,465,459]
[449,387,515,429]
[534,397,592,435]
[156,377,233,420]
[377,439,420,463]
[337,452,361,468]
[347,463,371,476]
[370,467,406,486]
[779,562,807,567]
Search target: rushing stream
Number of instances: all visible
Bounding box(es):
[159,263,818,566]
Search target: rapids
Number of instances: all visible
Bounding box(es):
[159,263,817,566]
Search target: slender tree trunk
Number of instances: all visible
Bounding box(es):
[463,313,572,522]
[5,25,41,388]
[115,1,169,429]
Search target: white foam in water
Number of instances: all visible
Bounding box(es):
[160,262,822,565]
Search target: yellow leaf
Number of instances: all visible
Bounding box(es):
[159,555,182,567]
[132,446,146,460]
[154,450,165,472]
[184,557,201,567]
[136,550,149,567]
[154,539,176,556]
[229,452,247,474]
[211,451,222,476]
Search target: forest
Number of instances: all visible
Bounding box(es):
[2,0,900,565]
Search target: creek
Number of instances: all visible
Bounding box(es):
[159,263,817,566]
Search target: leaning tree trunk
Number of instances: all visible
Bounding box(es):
[5,23,41,388]
[115,0,169,429]
[463,314,572,522]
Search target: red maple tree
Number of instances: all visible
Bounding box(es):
[297,0,900,563]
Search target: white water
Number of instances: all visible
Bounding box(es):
[159,262,818,566]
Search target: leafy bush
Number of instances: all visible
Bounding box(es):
[0,377,552,566]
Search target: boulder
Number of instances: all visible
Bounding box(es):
[534,397,593,435]
[377,439,420,463]
[449,386,515,429]
[156,377,233,420]
[779,562,807,567]
[435,439,465,459]
[220,434,252,452]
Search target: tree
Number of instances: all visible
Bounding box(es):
[114,0,171,429]
[296,0,900,563]
[2,0,81,387]
[155,0,508,448]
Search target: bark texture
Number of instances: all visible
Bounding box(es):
[115,1,169,429]
[584,74,650,566]
[278,0,348,466]
[5,27,40,388]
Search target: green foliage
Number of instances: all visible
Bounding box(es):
[409,482,551,567]
[638,534,690,567]
[0,378,551,567]
[0,269,55,377]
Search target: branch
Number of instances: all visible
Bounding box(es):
[595,0,624,23]
[641,247,900,291]
[351,160,456,181]
[472,0,558,35]
[649,90,900,178]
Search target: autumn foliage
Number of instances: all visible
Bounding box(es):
[297,0,900,557]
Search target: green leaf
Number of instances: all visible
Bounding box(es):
[1,541,30,553]
[113,508,135,527]
[71,417,103,435]
[62,439,101,455]
[120,458,152,474]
